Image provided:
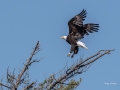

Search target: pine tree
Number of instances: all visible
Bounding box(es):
[0,41,114,90]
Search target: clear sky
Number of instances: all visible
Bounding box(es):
[0,0,119,90]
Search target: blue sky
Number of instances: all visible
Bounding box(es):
[0,0,120,90]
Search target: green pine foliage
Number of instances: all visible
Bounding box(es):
[38,77,82,90]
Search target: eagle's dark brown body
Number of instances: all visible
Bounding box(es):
[66,34,78,58]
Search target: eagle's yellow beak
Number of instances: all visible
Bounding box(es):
[61,36,64,39]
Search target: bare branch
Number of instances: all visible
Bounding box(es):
[0,41,40,90]
[15,41,40,89]
[24,82,35,90]
[47,49,114,90]
[0,82,11,89]
[0,41,42,90]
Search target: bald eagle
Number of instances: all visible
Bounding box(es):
[61,35,88,58]
[61,9,99,58]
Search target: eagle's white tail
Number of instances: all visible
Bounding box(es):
[77,41,88,49]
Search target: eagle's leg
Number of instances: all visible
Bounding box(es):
[71,53,74,58]
[67,45,75,57]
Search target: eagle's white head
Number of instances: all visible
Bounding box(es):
[61,36,67,40]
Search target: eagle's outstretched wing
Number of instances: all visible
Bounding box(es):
[83,23,99,35]
[68,9,87,34]
[68,9,99,38]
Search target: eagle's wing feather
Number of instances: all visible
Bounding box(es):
[68,9,87,34]
[73,9,87,27]
[83,23,99,35]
